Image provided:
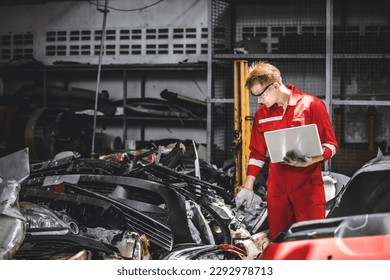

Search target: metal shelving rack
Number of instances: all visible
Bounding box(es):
[0,62,208,148]
[209,0,390,175]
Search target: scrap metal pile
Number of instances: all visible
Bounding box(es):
[0,141,269,260]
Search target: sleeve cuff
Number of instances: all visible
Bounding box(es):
[247,165,261,178]
[323,146,333,161]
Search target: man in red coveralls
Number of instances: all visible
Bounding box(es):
[235,61,338,240]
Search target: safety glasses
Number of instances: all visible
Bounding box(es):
[250,82,274,97]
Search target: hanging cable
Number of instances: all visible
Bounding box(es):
[88,0,165,158]
[86,0,165,12]
[91,0,109,158]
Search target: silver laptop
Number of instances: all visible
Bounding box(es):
[263,124,323,163]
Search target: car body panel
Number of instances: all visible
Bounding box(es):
[261,234,390,260]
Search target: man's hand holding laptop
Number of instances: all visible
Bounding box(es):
[282,149,324,167]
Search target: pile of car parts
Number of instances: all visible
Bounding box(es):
[6,141,384,260]
[1,141,270,260]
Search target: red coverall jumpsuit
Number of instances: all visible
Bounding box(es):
[247,85,338,240]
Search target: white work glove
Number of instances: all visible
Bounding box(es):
[283,150,312,167]
[235,188,254,210]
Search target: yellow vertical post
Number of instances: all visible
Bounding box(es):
[233,60,251,194]
[233,61,241,191]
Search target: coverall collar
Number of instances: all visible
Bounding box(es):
[285,84,303,106]
[268,84,303,113]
